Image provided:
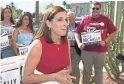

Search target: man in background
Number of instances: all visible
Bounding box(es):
[75,2,117,84]
[68,11,81,84]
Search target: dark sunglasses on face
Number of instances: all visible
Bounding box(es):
[92,8,100,10]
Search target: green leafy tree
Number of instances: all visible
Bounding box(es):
[45,3,53,10]
[62,1,67,9]
[32,13,35,18]
[66,4,71,9]
[7,2,23,19]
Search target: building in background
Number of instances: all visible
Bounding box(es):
[68,1,110,17]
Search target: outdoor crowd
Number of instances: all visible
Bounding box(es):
[0,1,117,84]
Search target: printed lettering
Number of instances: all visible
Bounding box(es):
[19,46,29,55]
[13,79,16,84]
[68,31,75,40]
[0,35,9,48]
[81,31,101,44]
[3,79,16,84]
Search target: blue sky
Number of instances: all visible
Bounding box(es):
[1,0,116,13]
[1,0,91,13]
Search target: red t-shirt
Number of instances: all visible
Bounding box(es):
[36,37,70,74]
[76,14,117,52]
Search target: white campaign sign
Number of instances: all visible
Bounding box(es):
[81,31,101,44]
[19,46,29,55]
[1,26,13,36]
[68,31,75,40]
[0,58,21,84]
[1,69,20,84]
[0,35,9,48]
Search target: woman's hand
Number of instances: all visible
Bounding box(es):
[65,66,72,74]
[53,69,76,84]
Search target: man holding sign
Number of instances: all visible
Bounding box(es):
[67,11,81,84]
[75,2,117,84]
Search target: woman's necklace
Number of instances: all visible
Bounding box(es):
[54,40,61,50]
[57,46,59,50]
[55,44,60,50]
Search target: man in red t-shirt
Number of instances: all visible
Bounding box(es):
[75,1,117,84]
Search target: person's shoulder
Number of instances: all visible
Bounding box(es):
[32,39,41,45]
[30,39,42,50]
[81,15,91,21]
[34,36,44,41]
[100,14,109,19]
[13,28,18,32]
[13,28,20,35]
[27,39,42,56]
[85,15,91,18]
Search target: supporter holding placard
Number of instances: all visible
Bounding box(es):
[0,6,16,59]
[67,11,81,84]
[75,2,117,84]
[12,12,34,55]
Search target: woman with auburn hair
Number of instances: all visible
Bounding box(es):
[23,6,75,84]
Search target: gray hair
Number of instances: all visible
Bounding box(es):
[67,11,75,16]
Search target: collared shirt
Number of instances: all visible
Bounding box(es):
[68,23,76,46]
[68,24,75,31]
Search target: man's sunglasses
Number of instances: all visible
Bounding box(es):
[92,8,100,10]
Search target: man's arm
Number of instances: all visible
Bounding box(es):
[105,31,116,43]
[75,33,81,45]
[75,32,85,50]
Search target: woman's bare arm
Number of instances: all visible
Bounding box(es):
[65,40,72,74]
[23,39,76,84]
[12,28,19,55]
[23,39,56,84]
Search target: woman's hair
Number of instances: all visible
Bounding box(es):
[35,6,67,43]
[1,7,15,24]
[16,12,34,33]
